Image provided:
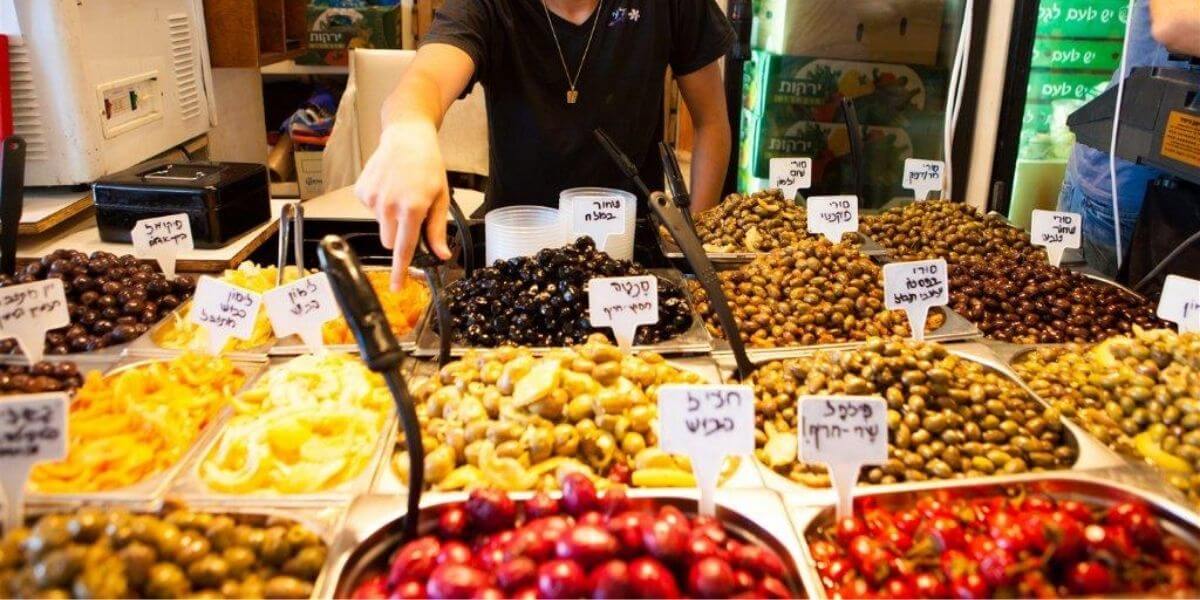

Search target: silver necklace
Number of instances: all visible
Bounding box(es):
[540,0,604,104]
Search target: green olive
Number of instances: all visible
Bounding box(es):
[263,575,314,599]
[145,562,190,598]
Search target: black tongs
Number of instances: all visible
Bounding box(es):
[0,137,25,277]
[319,236,424,542]
[411,190,475,367]
[659,142,695,230]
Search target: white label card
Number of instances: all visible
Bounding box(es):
[799,396,888,520]
[1030,210,1082,267]
[263,273,340,353]
[587,276,658,352]
[806,195,859,242]
[902,158,945,201]
[658,384,755,516]
[1157,275,1200,333]
[131,213,194,279]
[571,194,628,252]
[0,392,68,532]
[883,259,949,342]
[0,280,69,364]
[769,157,812,201]
[188,276,264,356]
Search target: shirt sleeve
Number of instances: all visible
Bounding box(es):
[669,0,736,76]
[419,0,492,79]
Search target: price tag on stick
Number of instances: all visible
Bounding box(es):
[0,393,68,532]
[188,276,264,356]
[264,273,340,353]
[0,280,69,364]
[769,157,812,201]
[571,194,628,253]
[1157,275,1200,333]
[658,384,755,516]
[883,259,949,342]
[588,276,658,352]
[807,195,859,242]
[799,396,888,520]
[1030,210,1081,267]
[132,213,194,279]
[902,159,945,201]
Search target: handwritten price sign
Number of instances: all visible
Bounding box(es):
[902,159,945,201]
[188,276,263,355]
[588,276,658,351]
[799,396,887,519]
[571,194,628,254]
[0,392,68,531]
[1030,210,1081,267]
[264,273,340,353]
[883,259,949,342]
[132,213,194,278]
[769,157,812,201]
[659,384,754,516]
[1158,275,1200,333]
[0,280,69,364]
[806,195,859,242]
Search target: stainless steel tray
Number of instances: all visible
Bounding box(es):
[126,300,275,361]
[717,342,1124,499]
[787,471,1200,599]
[658,230,888,266]
[170,353,397,507]
[24,356,266,511]
[319,489,809,599]
[412,268,714,357]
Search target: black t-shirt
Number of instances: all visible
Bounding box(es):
[422,0,734,209]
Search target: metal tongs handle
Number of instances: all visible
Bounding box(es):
[412,190,473,367]
[318,235,424,542]
[595,129,754,379]
[659,142,696,230]
[839,98,867,203]
[277,202,305,285]
[0,136,25,277]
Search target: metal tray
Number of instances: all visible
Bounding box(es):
[373,355,764,494]
[24,356,266,511]
[170,353,398,507]
[270,267,431,356]
[412,268,713,357]
[658,230,888,267]
[126,300,275,360]
[717,342,1124,499]
[319,489,810,599]
[787,472,1200,599]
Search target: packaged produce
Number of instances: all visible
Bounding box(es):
[395,335,718,491]
[663,189,861,253]
[0,361,84,395]
[153,262,303,353]
[199,352,392,495]
[950,256,1164,343]
[749,339,1076,486]
[439,238,693,347]
[1014,328,1200,504]
[807,489,1200,598]
[861,200,1042,263]
[28,354,243,494]
[0,505,326,599]
[687,238,944,347]
[349,481,800,599]
[321,270,429,344]
[0,249,195,354]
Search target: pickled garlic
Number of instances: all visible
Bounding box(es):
[322,271,429,344]
[200,353,392,494]
[29,354,243,493]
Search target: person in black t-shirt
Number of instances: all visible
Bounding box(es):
[353,0,735,288]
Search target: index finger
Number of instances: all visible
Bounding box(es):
[390,207,424,291]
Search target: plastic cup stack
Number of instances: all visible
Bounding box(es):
[558,187,637,260]
[484,206,564,264]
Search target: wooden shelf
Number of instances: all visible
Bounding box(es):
[261,59,349,77]
[203,0,310,68]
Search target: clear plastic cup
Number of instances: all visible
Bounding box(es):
[558,187,637,260]
[485,206,564,264]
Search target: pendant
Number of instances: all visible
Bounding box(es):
[566,89,579,104]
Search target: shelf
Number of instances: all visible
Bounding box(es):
[261,59,349,76]
[203,0,309,68]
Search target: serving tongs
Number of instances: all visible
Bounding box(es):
[0,136,25,277]
[276,201,305,285]
[840,98,867,203]
[412,193,471,368]
[318,235,425,543]
[594,129,754,379]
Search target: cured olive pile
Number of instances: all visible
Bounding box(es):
[688,239,943,347]
[809,491,1200,598]
[0,506,326,599]
[670,189,858,253]
[0,249,194,354]
[440,238,693,347]
[0,361,83,395]
[750,339,1076,486]
[861,200,1041,263]
[950,256,1165,343]
[1015,328,1200,505]
[397,335,716,491]
[350,480,798,599]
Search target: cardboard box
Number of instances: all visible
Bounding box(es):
[1035,0,1129,39]
[294,149,326,199]
[752,0,946,66]
[297,4,403,66]
[744,51,948,127]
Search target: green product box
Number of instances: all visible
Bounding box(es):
[1031,38,1123,71]
[1036,0,1129,39]
[296,4,402,66]
[743,50,948,127]
[1026,70,1111,102]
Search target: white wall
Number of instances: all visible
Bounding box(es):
[963,0,1015,210]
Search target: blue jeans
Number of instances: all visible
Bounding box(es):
[1057,177,1138,278]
